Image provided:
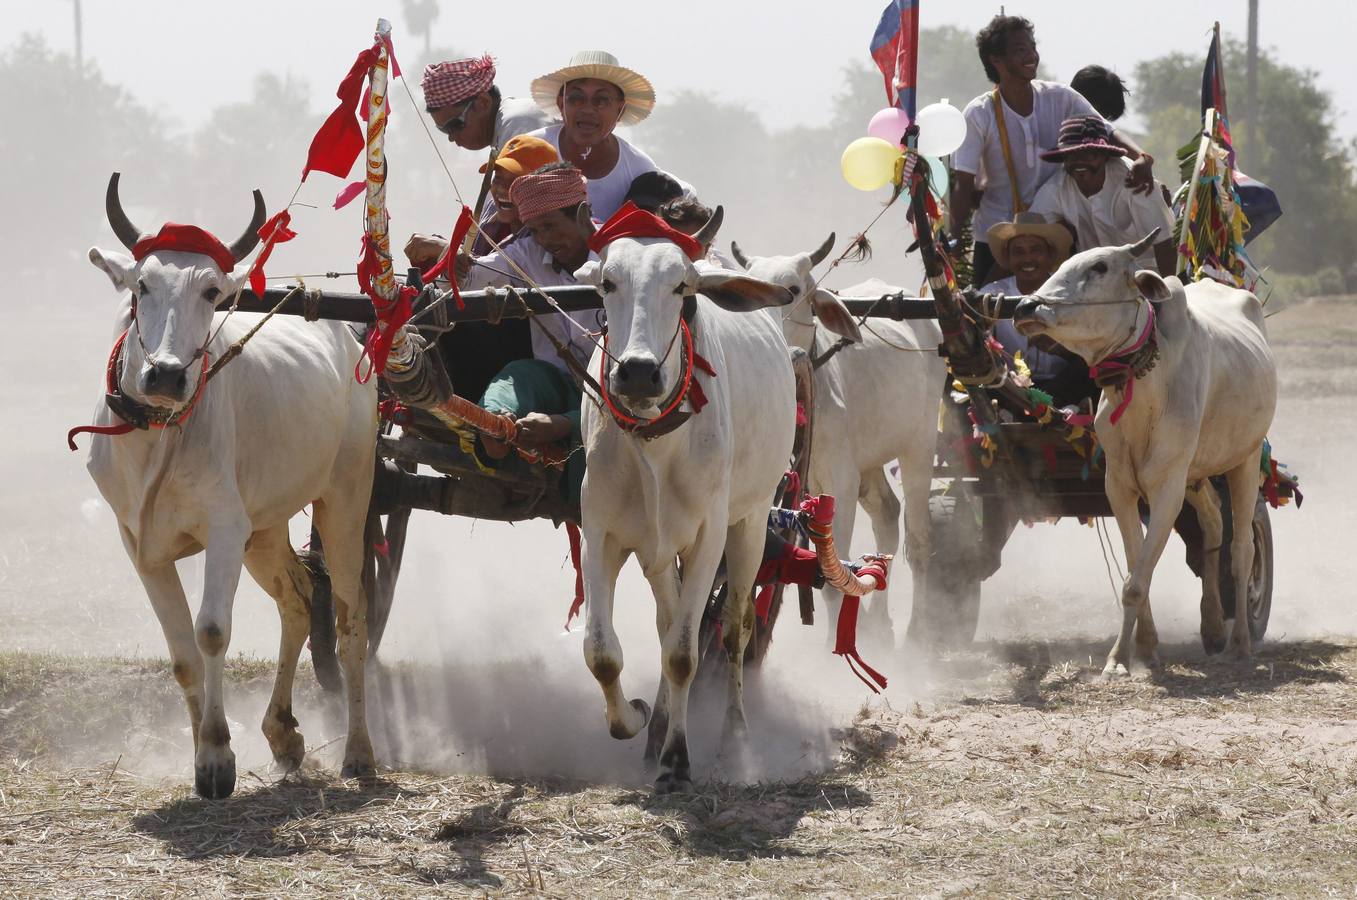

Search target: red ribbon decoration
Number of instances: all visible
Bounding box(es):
[248,210,297,297]
[355,233,417,382]
[302,44,381,182]
[587,201,705,262]
[564,522,586,629]
[421,205,475,309]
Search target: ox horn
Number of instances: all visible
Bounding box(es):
[105,172,144,251]
[692,205,724,249]
[228,189,268,263]
[808,232,836,266]
[576,203,597,238]
[1125,228,1161,262]
[729,241,750,269]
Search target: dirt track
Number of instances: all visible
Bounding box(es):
[1,296,1354,896]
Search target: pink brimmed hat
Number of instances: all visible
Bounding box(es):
[1039,116,1125,161]
[421,55,496,110]
[530,50,655,126]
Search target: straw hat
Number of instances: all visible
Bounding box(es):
[987,212,1074,269]
[530,50,656,126]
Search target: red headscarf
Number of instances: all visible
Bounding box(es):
[131,224,236,272]
[587,201,704,262]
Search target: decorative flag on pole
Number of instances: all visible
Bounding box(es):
[869,0,920,119]
[1200,24,1231,146]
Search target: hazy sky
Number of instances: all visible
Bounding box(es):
[8,0,1356,139]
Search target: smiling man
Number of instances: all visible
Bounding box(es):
[950,15,1156,286]
[1030,116,1177,275]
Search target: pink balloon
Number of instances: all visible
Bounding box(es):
[867,107,912,146]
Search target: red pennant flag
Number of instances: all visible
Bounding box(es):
[302,44,380,182]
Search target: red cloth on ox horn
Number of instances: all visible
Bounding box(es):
[132,224,236,273]
[248,210,297,297]
[303,43,381,182]
[587,200,704,262]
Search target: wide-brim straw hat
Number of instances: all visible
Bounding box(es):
[530,50,656,127]
[987,212,1074,269]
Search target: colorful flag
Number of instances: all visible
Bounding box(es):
[1200,26,1229,127]
[869,0,919,119]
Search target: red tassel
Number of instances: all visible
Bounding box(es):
[421,205,474,309]
[564,522,585,629]
[248,210,296,298]
[833,594,888,693]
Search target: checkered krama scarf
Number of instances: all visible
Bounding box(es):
[421,55,495,109]
[510,166,589,223]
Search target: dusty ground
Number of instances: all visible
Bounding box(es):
[0,295,1353,896]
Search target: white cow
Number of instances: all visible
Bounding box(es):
[573,207,795,793]
[731,237,945,645]
[1012,232,1276,675]
[84,174,378,798]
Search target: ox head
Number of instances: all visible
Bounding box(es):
[575,205,793,407]
[88,173,266,406]
[1011,230,1173,363]
[729,233,861,352]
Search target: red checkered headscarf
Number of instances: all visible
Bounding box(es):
[510,165,589,223]
[421,55,495,109]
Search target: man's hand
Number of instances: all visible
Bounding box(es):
[404,233,448,269]
[1124,154,1155,195]
[514,412,572,449]
[455,251,473,283]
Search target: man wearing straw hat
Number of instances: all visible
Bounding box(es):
[420,54,557,154]
[1030,116,1176,275]
[525,50,690,220]
[981,211,1094,405]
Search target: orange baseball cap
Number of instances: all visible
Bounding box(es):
[480,135,560,177]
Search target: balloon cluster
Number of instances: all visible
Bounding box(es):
[840,100,968,196]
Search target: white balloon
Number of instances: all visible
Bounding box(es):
[916,100,968,157]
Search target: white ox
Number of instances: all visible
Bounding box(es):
[573,207,796,793]
[84,175,378,798]
[731,237,945,644]
[1013,232,1276,674]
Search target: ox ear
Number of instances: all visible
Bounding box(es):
[811,288,862,343]
[1134,269,1173,304]
[697,272,793,312]
[574,259,602,284]
[88,247,135,290]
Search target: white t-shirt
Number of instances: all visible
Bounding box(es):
[526,124,669,221]
[984,274,1067,381]
[952,81,1100,241]
[463,233,599,374]
[493,97,558,153]
[1030,156,1175,270]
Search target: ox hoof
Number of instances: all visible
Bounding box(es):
[195,756,237,800]
[1201,631,1227,656]
[341,759,376,781]
[1100,662,1130,681]
[1225,642,1254,662]
[610,698,651,740]
[654,772,695,795]
[270,731,307,773]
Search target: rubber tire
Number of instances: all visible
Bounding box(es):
[907,492,984,647]
[1218,492,1273,643]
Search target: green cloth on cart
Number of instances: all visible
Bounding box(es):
[478,358,585,505]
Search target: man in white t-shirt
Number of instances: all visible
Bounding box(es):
[420,55,558,154]
[1030,116,1177,274]
[949,15,1156,286]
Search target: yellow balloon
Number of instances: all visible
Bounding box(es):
[840,137,903,191]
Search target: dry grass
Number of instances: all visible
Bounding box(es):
[3,640,1357,897]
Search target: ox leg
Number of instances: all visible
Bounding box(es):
[134,558,204,752]
[242,525,312,772]
[1224,455,1262,659]
[582,532,650,740]
[1185,482,1227,654]
[194,515,250,799]
[657,526,727,794]
[313,497,376,780]
[1104,473,1186,677]
[860,466,904,644]
[643,564,679,768]
[720,516,764,753]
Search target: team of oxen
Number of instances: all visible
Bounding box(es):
[83,177,1276,797]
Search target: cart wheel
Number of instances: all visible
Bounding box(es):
[1218,493,1273,643]
[906,492,983,647]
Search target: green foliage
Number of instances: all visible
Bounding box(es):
[1134,40,1357,285]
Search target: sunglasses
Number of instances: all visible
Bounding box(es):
[435,101,473,136]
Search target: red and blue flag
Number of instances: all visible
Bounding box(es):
[870,0,919,118]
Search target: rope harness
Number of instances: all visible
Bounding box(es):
[1087,301,1159,425]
